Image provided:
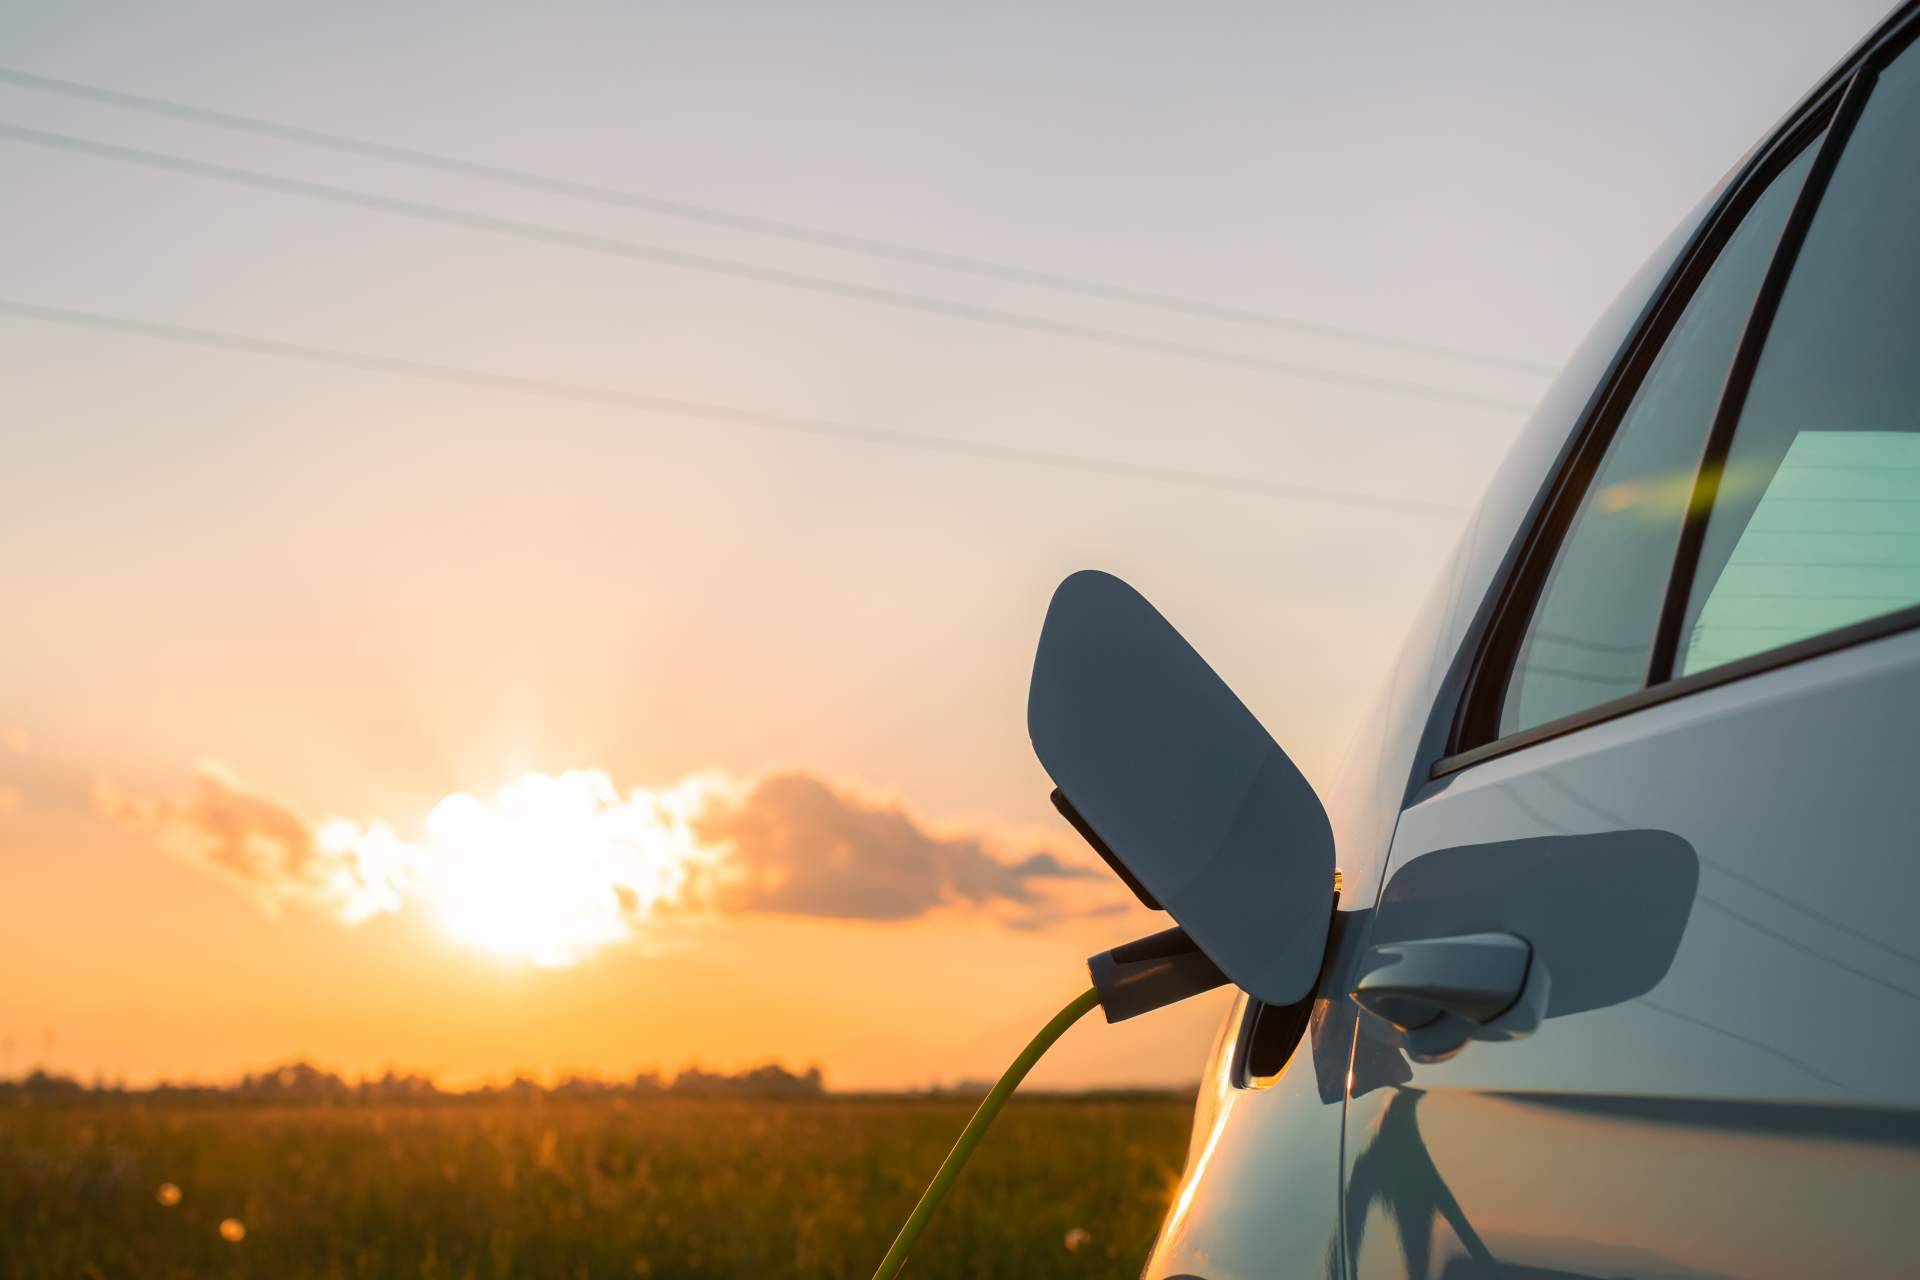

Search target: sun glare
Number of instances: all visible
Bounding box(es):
[319,771,726,968]
[420,772,715,967]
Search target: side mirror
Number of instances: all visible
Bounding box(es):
[1028,571,1335,1006]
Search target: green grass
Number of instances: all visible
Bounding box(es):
[0,1096,1194,1278]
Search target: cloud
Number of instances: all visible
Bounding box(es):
[98,765,1112,961]
[94,765,407,922]
[691,772,1098,923]
[0,785,20,817]
[2,728,29,755]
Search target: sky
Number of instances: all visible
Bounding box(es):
[0,0,1893,1090]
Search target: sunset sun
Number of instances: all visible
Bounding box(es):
[319,771,726,969]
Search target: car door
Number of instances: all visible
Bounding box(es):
[1342,22,1920,1280]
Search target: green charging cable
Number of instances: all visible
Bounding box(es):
[868,985,1103,1280]
[868,925,1226,1277]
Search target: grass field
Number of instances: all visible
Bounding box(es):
[0,1095,1194,1279]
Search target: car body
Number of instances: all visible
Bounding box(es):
[1141,4,1920,1276]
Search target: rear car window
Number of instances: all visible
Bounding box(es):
[1497,142,1818,737]
[1677,43,1920,674]
[1682,432,1920,674]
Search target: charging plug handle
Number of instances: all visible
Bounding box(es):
[1088,926,1229,1022]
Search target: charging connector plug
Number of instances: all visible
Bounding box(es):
[1087,926,1229,1022]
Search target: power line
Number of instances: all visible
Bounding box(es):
[0,123,1534,417]
[0,298,1470,520]
[0,65,1555,379]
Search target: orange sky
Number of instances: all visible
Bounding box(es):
[0,347,1451,1091]
[0,731,1232,1089]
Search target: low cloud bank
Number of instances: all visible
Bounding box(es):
[695,772,1095,922]
[99,765,1109,959]
[95,766,407,922]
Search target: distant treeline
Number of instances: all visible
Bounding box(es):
[0,1063,1195,1105]
[0,1060,827,1104]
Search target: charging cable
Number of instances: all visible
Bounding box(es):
[868,927,1226,1279]
[868,985,1100,1280]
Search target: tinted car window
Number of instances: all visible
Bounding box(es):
[1678,47,1920,676]
[1498,142,1819,736]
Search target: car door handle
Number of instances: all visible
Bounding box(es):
[1350,932,1532,1032]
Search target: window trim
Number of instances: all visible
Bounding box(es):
[1646,65,1880,684]
[1437,600,1920,776]
[1437,7,1920,780]
[1441,102,1841,763]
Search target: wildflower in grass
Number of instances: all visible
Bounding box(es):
[1064,1226,1092,1252]
[154,1183,182,1207]
[218,1218,246,1242]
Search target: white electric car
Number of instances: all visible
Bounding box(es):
[1026,4,1920,1275]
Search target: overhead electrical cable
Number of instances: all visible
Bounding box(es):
[0,123,1534,416]
[0,65,1554,378]
[0,298,1471,520]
